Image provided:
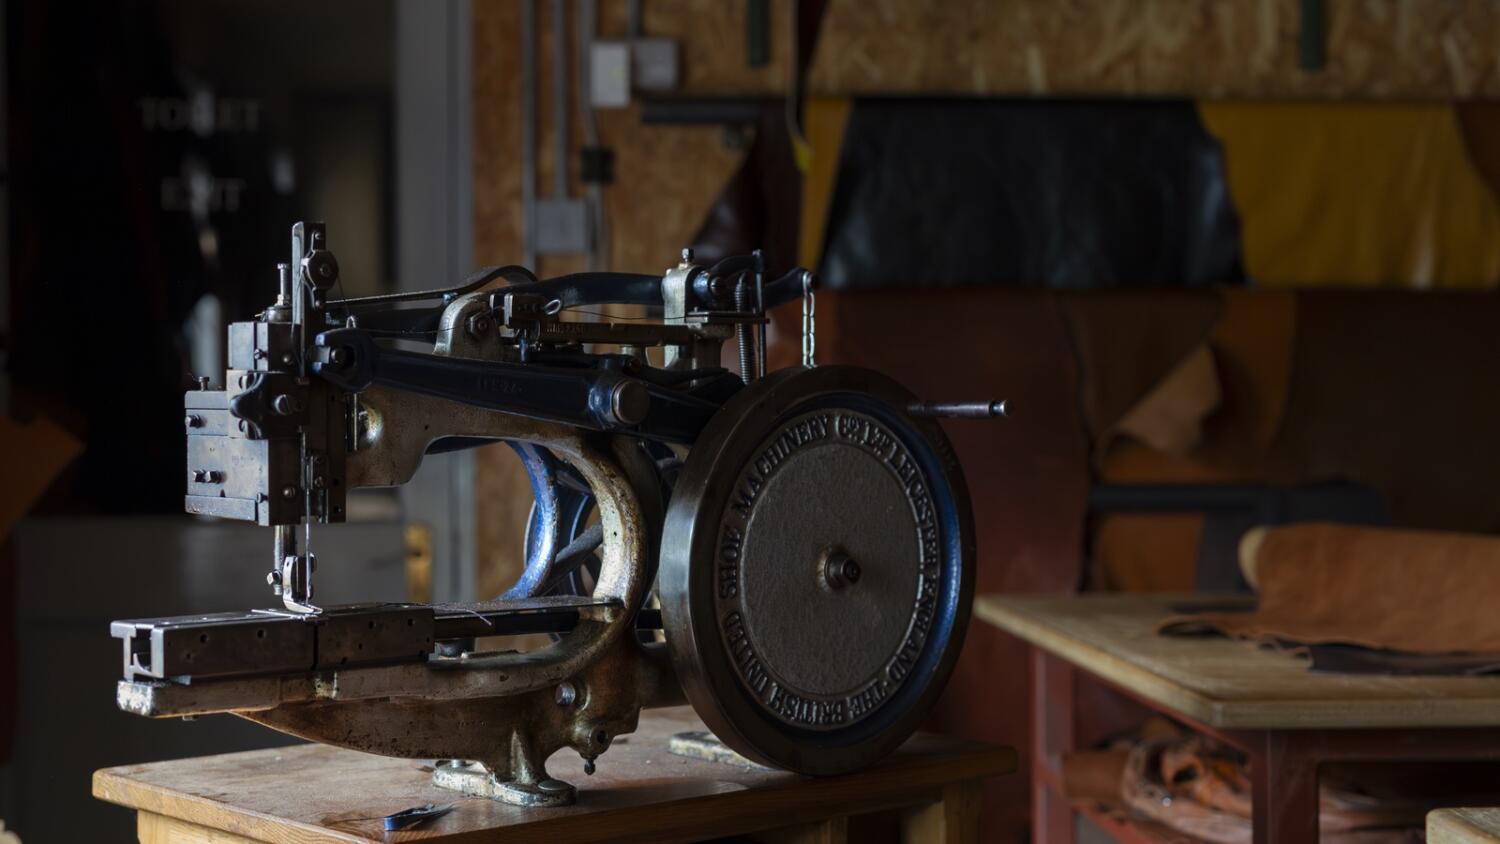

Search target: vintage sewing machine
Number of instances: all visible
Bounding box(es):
[110,222,1001,806]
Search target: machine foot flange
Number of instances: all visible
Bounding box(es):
[431,760,576,807]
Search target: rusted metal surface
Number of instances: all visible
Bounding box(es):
[242,637,680,804]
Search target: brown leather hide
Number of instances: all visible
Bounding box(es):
[1165,522,1500,654]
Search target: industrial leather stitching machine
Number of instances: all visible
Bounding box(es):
[110,222,1002,805]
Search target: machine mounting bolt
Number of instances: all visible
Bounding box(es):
[282,485,298,499]
[185,414,203,428]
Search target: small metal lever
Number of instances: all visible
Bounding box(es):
[906,400,1009,419]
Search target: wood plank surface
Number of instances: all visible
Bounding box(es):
[94,706,1014,844]
[976,593,1500,729]
[1430,808,1500,844]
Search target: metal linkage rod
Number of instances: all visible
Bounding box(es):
[906,400,1009,419]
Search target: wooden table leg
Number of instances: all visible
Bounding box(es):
[754,815,849,844]
[1032,648,1076,844]
[139,812,262,843]
[1250,731,1320,844]
[898,780,981,844]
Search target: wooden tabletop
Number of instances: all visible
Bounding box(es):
[976,593,1500,730]
[1429,808,1500,843]
[93,705,1014,844]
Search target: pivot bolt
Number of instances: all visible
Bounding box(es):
[823,552,861,589]
[281,485,298,499]
[555,681,578,707]
[185,414,203,428]
[271,394,300,415]
[608,381,650,426]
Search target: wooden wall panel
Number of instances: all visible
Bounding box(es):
[474,0,788,277]
[471,0,529,598]
[810,0,1500,99]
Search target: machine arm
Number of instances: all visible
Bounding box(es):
[311,327,722,444]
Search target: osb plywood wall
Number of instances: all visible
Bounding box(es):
[810,0,1500,98]
[469,0,1498,596]
[472,1,783,595]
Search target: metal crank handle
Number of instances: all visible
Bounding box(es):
[906,399,1009,419]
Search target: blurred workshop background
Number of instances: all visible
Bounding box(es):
[4,0,1500,840]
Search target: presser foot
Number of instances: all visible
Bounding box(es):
[431,760,576,807]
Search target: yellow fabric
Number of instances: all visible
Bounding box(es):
[798,97,853,269]
[1200,102,1500,289]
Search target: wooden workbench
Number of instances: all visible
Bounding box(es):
[93,705,1014,844]
[1430,808,1500,843]
[978,593,1500,844]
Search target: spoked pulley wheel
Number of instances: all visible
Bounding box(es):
[659,365,976,775]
